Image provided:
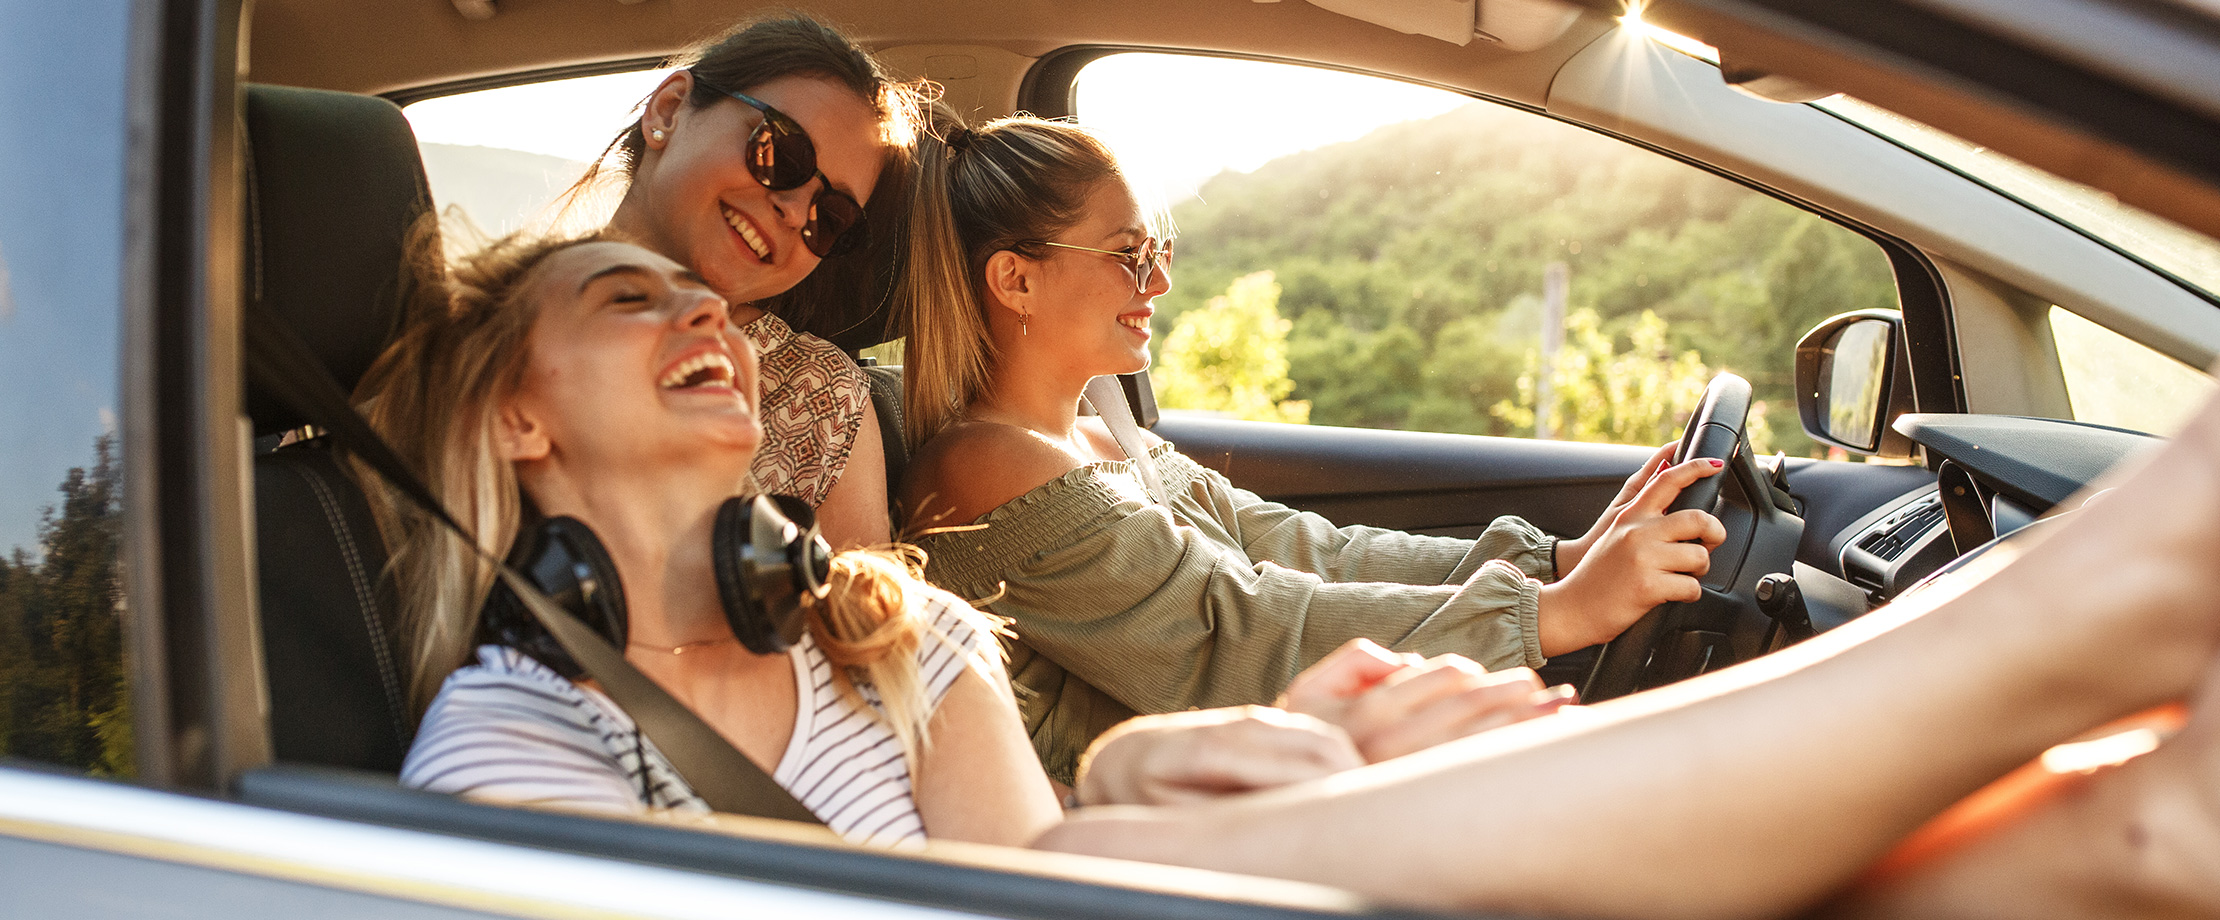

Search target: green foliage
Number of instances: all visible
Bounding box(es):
[1156,102,1897,453]
[1490,309,1777,452]
[0,435,131,776]
[1153,271,1312,423]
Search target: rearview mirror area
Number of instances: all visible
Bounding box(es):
[1796,311,1915,458]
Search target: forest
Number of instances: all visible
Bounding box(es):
[0,436,131,776]
[1147,100,1901,456]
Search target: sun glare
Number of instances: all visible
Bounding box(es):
[1618,3,1721,63]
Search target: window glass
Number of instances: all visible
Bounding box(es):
[1078,54,1899,456]
[2050,306,2216,435]
[0,0,135,776]
[1818,99,2220,302]
[402,69,672,237]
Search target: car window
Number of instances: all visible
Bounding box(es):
[0,0,135,777]
[1817,98,2220,304]
[1077,53,1900,457]
[402,68,673,238]
[2050,306,2217,435]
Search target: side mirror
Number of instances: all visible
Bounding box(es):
[1795,311,1915,458]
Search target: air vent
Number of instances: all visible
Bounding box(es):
[1855,494,1945,562]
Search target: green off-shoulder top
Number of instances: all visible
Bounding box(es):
[914,443,1559,786]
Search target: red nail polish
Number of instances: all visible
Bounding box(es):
[1708,459,1724,468]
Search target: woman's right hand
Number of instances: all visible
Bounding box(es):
[1075,706,1363,807]
[1555,442,1678,576]
[1535,457,1727,656]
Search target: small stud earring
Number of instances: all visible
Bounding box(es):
[650,128,667,143]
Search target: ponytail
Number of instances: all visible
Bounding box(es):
[897,114,1128,449]
[900,111,997,450]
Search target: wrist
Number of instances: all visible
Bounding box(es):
[1535,581,1596,657]
[1555,535,1588,576]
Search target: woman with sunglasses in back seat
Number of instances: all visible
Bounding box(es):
[574,13,916,550]
[897,115,1731,786]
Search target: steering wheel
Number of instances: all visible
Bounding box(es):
[1579,373,1753,702]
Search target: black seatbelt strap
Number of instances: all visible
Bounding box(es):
[244,299,827,828]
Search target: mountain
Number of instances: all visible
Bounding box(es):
[1157,101,1898,448]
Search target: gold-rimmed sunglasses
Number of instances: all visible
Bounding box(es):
[1023,237,1175,293]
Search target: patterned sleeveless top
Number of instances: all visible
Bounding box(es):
[742,311,869,508]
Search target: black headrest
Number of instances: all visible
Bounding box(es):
[243,84,432,435]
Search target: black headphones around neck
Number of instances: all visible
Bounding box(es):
[479,493,834,679]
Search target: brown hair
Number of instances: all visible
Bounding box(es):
[355,231,991,763]
[898,114,1129,448]
[565,12,927,349]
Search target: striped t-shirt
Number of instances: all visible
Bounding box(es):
[400,594,989,847]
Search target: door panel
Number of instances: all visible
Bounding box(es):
[1155,413,1934,578]
[1157,414,1646,539]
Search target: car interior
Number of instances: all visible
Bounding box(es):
[108,0,2220,913]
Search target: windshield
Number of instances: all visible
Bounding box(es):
[1623,14,2220,302]
[1813,98,2220,301]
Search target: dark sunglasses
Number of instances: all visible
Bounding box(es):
[690,75,868,258]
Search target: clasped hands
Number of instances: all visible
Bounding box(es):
[1074,638,1576,807]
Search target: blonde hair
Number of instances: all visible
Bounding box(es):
[355,230,990,764]
[897,115,1130,449]
[355,228,568,710]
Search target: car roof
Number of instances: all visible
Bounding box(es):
[248,0,2220,245]
[246,0,1601,110]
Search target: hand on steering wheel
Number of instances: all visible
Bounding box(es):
[1555,442,1677,575]
[1577,373,1754,702]
[1536,456,1726,655]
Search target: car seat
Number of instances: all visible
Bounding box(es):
[243,84,431,774]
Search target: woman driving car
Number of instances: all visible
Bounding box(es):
[897,115,1729,781]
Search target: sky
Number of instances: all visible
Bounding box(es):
[0,1,130,560]
[401,53,1472,222]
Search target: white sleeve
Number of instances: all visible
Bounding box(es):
[913,588,1002,707]
[400,664,646,814]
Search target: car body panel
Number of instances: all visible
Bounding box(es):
[0,767,999,920]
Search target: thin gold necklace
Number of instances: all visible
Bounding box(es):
[627,637,738,655]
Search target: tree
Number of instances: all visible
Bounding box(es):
[1153,271,1311,424]
[1493,308,1777,451]
[1160,99,1894,452]
[0,435,130,775]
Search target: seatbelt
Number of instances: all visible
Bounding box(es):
[244,299,828,829]
[1082,375,1169,505]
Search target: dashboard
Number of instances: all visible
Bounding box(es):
[1825,414,2159,607]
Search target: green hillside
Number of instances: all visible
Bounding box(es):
[1153,102,1898,454]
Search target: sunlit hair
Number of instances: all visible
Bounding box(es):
[898,113,1130,450]
[355,225,584,710]
[354,230,998,764]
[556,12,931,348]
